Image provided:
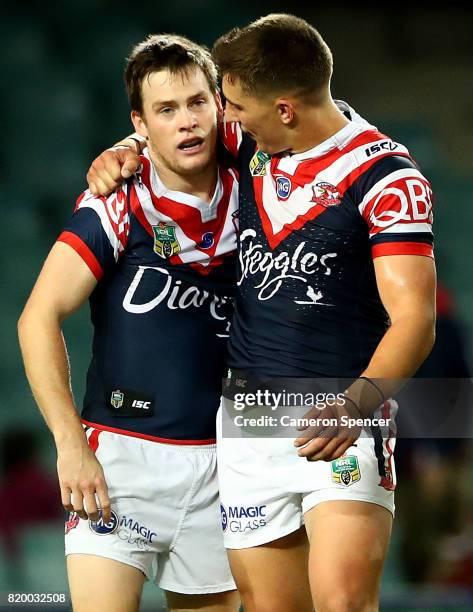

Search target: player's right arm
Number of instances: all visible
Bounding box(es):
[87,134,144,195]
[18,242,111,524]
[86,117,243,196]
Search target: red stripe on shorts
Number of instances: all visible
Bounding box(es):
[88,429,101,454]
[82,419,216,445]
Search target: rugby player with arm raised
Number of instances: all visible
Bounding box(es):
[18,35,240,612]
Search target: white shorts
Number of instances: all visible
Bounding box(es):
[217,404,396,549]
[65,426,235,594]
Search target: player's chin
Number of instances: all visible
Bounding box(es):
[177,157,211,176]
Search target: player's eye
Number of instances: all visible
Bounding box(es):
[159,107,175,115]
[191,98,206,108]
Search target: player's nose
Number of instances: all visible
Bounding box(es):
[178,107,198,130]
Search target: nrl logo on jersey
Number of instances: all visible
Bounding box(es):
[311,182,341,207]
[249,150,271,177]
[111,390,124,409]
[153,222,181,258]
[331,455,361,487]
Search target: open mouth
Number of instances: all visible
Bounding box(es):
[177,137,204,153]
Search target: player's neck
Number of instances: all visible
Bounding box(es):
[151,156,219,203]
[289,99,350,154]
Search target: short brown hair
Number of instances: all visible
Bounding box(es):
[125,34,218,112]
[212,14,333,100]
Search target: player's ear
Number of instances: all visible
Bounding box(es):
[276,100,294,125]
[214,91,224,122]
[131,110,149,139]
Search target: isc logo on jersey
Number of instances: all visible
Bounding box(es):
[364,141,399,157]
[276,176,291,200]
[221,504,267,533]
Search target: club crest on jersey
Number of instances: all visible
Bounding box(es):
[331,456,361,487]
[275,176,292,200]
[311,182,341,207]
[198,232,214,249]
[249,150,270,177]
[110,390,124,409]
[153,222,181,258]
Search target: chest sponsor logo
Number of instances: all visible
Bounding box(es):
[221,504,267,533]
[122,266,231,335]
[276,176,292,200]
[153,222,181,258]
[89,509,119,535]
[310,182,341,207]
[239,229,337,303]
[331,456,361,487]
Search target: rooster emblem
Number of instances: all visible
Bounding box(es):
[311,182,341,207]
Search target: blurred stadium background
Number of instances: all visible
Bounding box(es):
[1,1,472,610]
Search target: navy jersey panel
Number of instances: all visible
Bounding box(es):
[59,152,238,440]
[83,258,234,440]
[227,122,433,378]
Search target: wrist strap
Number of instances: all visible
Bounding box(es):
[342,396,365,419]
[359,376,386,403]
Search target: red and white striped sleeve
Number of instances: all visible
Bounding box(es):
[358,161,434,259]
[57,185,130,280]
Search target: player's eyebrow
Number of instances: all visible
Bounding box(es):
[187,90,208,101]
[152,99,177,110]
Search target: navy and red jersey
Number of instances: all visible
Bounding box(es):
[222,104,434,377]
[58,149,238,442]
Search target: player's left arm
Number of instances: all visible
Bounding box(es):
[295,255,436,461]
[337,254,436,448]
[362,254,436,383]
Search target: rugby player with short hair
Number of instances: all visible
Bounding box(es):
[18,34,240,612]
[86,14,436,612]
